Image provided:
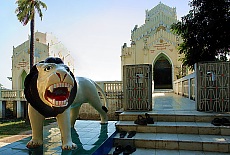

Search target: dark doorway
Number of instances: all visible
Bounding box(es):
[153,55,172,89]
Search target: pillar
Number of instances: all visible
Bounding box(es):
[0,101,2,118]
[17,100,22,118]
[0,101,6,118]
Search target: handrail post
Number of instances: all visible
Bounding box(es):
[188,77,191,99]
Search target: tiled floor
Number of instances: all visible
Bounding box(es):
[153,92,230,116]
[152,92,196,111]
[0,120,116,155]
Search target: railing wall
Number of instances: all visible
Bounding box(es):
[0,81,123,120]
[173,72,196,100]
[79,81,123,120]
[0,89,25,101]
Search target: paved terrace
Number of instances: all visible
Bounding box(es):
[0,93,229,154]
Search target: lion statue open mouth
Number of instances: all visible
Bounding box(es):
[24,57,108,150]
[45,82,72,107]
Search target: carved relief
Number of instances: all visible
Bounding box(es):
[153,39,170,50]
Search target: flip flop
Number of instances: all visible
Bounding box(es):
[113,145,124,155]
[127,131,136,138]
[145,113,154,124]
[134,115,147,125]
[120,131,127,138]
[123,145,136,155]
[221,117,230,126]
[211,118,222,126]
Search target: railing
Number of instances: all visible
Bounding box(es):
[79,81,123,120]
[0,89,25,101]
[97,81,123,111]
[0,81,123,120]
[173,72,196,100]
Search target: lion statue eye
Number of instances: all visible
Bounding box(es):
[44,65,53,71]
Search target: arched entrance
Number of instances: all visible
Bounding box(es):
[153,54,172,89]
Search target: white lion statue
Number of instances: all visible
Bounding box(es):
[24,57,108,150]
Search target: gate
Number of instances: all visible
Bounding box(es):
[196,62,230,112]
[123,64,152,111]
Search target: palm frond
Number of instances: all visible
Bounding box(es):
[15,0,47,26]
[34,1,47,21]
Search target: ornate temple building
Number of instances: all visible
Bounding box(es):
[121,2,184,89]
[11,32,74,90]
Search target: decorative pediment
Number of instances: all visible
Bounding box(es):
[156,26,166,32]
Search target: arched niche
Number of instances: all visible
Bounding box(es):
[21,70,27,89]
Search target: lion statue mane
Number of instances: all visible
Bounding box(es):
[24,57,108,150]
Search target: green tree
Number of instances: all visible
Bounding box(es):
[171,0,230,69]
[15,0,47,69]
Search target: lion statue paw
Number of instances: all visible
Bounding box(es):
[26,139,43,148]
[62,142,77,150]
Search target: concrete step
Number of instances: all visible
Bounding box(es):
[119,111,230,122]
[113,132,230,153]
[108,147,230,155]
[154,89,174,93]
[116,121,230,135]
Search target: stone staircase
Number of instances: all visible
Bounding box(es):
[108,111,230,154]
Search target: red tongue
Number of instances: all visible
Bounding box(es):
[47,88,69,101]
[54,95,68,101]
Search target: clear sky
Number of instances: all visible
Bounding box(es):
[0,0,190,89]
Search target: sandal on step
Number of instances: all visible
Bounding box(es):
[120,131,127,138]
[134,115,147,125]
[211,118,222,126]
[145,113,154,124]
[113,145,123,155]
[221,117,230,126]
[127,131,136,138]
[123,145,136,155]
